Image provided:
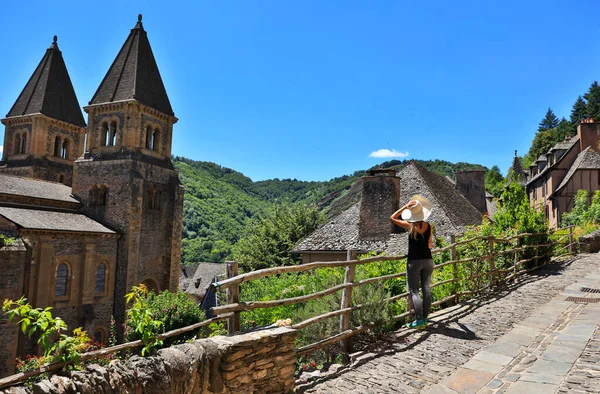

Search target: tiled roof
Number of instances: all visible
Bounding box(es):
[180,263,227,297]
[89,15,174,116]
[0,174,79,204]
[554,147,600,194]
[0,207,115,234]
[527,135,579,185]
[294,162,483,255]
[5,36,86,127]
[507,155,529,186]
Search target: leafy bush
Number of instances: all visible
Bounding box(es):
[125,287,205,348]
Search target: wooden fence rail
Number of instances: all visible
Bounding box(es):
[0,226,576,389]
[212,227,576,357]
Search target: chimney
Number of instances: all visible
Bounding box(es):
[359,169,400,240]
[455,170,487,214]
[578,118,600,152]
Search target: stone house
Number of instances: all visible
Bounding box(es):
[293,162,486,262]
[0,15,183,377]
[526,119,600,229]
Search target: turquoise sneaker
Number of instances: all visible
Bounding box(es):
[407,319,427,329]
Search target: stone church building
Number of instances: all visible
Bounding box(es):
[0,15,183,377]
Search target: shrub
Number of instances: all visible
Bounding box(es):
[125,287,205,348]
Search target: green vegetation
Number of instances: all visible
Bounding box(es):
[125,286,206,351]
[0,233,16,247]
[174,156,492,266]
[560,190,600,240]
[232,204,324,272]
[523,80,600,167]
[2,297,104,384]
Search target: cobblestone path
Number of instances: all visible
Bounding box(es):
[296,254,600,393]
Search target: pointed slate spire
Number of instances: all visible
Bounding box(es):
[6,36,86,127]
[89,14,174,116]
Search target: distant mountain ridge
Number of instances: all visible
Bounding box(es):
[173,156,488,265]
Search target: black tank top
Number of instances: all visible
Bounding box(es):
[407,223,432,261]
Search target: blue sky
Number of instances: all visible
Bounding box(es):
[1,0,600,181]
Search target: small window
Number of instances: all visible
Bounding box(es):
[93,329,105,345]
[19,133,27,154]
[145,126,153,149]
[61,139,70,159]
[55,263,69,297]
[95,263,106,294]
[14,133,21,154]
[101,123,109,146]
[146,187,161,210]
[89,185,107,207]
[152,128,160,151]
[54,136,62,156]
[108,121,117,146]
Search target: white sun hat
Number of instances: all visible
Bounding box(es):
[401,194,433,222]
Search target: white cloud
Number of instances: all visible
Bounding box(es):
[369,149,409,158]
[0,146,3,156]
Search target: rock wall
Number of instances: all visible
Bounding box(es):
[580,230,600,253]
[1,327,297,394]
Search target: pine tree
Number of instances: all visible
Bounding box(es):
[570,96,587,124]
[538,108,559,131]
[584,81,600,120]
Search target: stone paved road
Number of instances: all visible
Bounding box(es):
[296,254,600,394]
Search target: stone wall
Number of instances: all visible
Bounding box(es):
[0,327,297,394]
[580,230,600,253]
[0,237,29,377]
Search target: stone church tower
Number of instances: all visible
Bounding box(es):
[0,36,87,185]
[71,15,183,337]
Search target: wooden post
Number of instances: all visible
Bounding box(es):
[340,250,356,361]
[226,261,240,334]
[513,233,519,279]
[488,236,496,287]
[569,226,575,255]
[450,235,458,303]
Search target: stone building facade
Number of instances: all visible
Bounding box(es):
[0,15,183,377]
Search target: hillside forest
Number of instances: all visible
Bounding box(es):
[175,157,503,266]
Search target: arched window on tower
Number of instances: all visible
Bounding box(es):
[95,263,107,295]
[14,133,21,155]
[19,133,27,153]
[145,126,153,149]
[152,128,160,151]
[101,123,109,146]
[108,121,117,146]
[89,184,107,207]
[54,136,61,156]
[55,263,69,297]
[61,139,70,159]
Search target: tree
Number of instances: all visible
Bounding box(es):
[584,81,600,120]
[570,96,587,124]
[484,166,504,197]
[232,204,325,272]
[538,108,559,131]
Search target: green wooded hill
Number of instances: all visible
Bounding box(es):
[174,156,489,265]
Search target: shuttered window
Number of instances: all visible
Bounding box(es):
[55,264,68,297]
[96,263,106,294]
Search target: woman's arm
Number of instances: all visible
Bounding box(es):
[390,201,415,230]
[428,223,434,249]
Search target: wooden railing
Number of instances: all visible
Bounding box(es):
[0,226,576,389]
[211,226,577,357]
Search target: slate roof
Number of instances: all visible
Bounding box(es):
[0,207,115,234]
[5,36,86,127]
[294,162,483,255]
[553,147,600,193]
[527,135,579,185]
[180,263,227,298]
[88,15,174,116]
[0,174,79,204]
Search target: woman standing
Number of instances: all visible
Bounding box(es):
[390,195,434,330]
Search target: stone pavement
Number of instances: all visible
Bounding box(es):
[297,254,600,393]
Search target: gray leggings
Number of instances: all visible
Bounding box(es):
[407,258,434,320]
